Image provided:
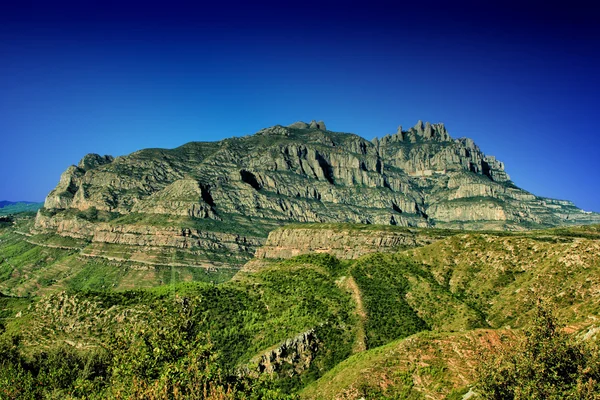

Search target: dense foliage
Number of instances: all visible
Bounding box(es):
[0,254,357,398]
[2,217,600,399]
[0,306,298,399]
[351,254,429,348]
[477,302,600,399]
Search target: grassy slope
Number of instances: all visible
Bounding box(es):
[301,329,518,400]
[0,230,236,296]
[299,225,600,399]
[350,253,483,348]
[407,232,600,327]
[0,217,237,297]
[1,220,599,398]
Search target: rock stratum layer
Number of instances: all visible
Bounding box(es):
[254,224,446,261]
[35,120,600,267]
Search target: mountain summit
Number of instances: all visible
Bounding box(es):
[35,121,600,267]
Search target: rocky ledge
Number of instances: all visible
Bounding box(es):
[254,225,444,260]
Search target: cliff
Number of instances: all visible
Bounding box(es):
[254,224,446,261]
[35,120,600,267]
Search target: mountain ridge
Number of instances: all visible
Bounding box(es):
[0,201,39,208]
[33,120,600,269]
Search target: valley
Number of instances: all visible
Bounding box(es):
[1,212,599,398]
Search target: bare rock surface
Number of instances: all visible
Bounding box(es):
[36,120,600,267]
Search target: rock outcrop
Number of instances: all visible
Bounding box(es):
[255,328,319,375]
[254,225,443,260]
[35,120,600,267]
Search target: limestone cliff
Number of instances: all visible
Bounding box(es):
[254,225,444,260]
[35,121,600,267]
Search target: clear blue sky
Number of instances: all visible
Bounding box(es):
[1,0,599,211]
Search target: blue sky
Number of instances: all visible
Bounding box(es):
[1,0,599,211]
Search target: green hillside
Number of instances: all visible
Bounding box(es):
[0,202,42,216]
[1,218,599,398]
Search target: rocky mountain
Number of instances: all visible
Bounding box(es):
[34,120,600,269]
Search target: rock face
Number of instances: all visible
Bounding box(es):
[36,120,600,267]
[255,328,319,375]
[254,225,443,260]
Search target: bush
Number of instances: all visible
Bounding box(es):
[77,206,99,222]
[477,301,600,399]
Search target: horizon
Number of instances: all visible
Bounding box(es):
[1,0,599,212]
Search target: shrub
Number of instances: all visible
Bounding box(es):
[477,301,600,399]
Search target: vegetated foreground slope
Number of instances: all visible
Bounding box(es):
[1,221,599,398]
[34,120,600,272]
[0,217,235,298]
[299,224,600,399]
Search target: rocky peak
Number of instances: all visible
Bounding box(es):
[408,121,452,142]
[414,120,425,135]
[287,121,309,129]
[257,125,290,136]
[288,120,327,131]
[38,117,600,262]
[78,154,114,171]
[377,121,452,144]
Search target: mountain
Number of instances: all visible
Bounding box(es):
[0,201,42,216]
[0,201,38,208]
[33,120,600,270]
[2,120,598,398]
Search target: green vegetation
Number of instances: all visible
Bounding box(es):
[280,253,349,277]
[477,302,600,399]
[27,233,89,248]
[0,217,242,296]
[0,202,42,216]
[0,305,299,399]
[301,328,497,399]
[351,254,429,347]
[75,206,120,222]
[0,232,77,295]
[0,254,357,397]
[0,221,599,398]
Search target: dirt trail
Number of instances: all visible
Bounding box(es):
[23,238,81,250]
[338,275,367,353]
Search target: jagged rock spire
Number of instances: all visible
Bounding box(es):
[308,120,327,130]
[414,120,424,134]
[289,120,327,131]
[288,121,309,129]
[424,122,433,139]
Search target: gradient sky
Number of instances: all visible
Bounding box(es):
[1,0,599,211]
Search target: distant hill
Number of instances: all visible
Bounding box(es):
[0,201,22,208]
[0,201,43,215]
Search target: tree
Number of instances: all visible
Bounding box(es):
[477,301,600,399]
